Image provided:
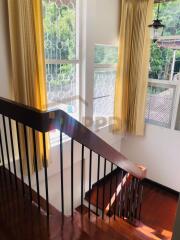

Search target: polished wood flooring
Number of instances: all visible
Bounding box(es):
[85,172,178,240]
[0,167,178,240]
[141,180,178,239]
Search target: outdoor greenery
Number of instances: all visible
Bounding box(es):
[43,0,76,60]
[149,0,180,79]
[43,0,180,88]
[43,0,76,88]
[95,45,118,65]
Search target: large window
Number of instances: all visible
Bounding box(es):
[146,1,180,129]
[93,45,118,119]
[42,0,80,120]
[42,0,80,144]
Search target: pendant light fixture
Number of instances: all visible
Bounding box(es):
[148,4,165,42]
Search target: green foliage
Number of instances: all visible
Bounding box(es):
[150,0,180,79]
[43,0,76,87]
[43,1,76,60]
[153,1,180,36]
[149,42,173,79]
[95,45,118,64]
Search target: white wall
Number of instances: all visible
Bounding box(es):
[94,0,120,45]
[121,124,180,192]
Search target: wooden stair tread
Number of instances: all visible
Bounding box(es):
[84,171,177,240]
[76,205,165,240]
[85,168,124,211]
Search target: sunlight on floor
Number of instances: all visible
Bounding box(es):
[137,224,172,240]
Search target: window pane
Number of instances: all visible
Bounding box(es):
[149,43,180,80]
[145,84,175,128]
[93,69,116,117]
[153,1,180,36]
[46,63,79,118]
[149,2,180,81]
[42,0,77,60]
[94,45,118,64]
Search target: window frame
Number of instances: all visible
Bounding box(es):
[43,0,83,145]
[44,0,82,120]
[146,78,180,130]
[93,44,118,123]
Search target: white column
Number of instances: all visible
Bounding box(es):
[170,49,176,81]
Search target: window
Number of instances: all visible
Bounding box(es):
[146,1,180,129]
[145,82,176,128]
[93,45,118,119]
[42,0,80,144]
[42,0,80,120]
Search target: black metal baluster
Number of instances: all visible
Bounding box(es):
[128,177,133,221]
[88,150,92,219]
[23,125,32,200]
[138,182,143,221]
[42,132,49,217]
[102,159,106,219]
[2,116,11,173]
[60,131,64,215]
[114,169,118,220]
[32,129,40,209]
[8,118,17,184]
[108,163,113,218]
[131,177,136,221]
[81,145,84,213]
[118,170,124,217]
[134,178,139,219]
[96,154,100,216]
[71,139,74,217]
[16,121,25,194]
[123,174,127,219]
[130,176,134,221]
[127,177,132,220]
[0,130,5,168]
[135,178,139,219]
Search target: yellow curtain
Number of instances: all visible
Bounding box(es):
[114,0,153,136]
[7,0,49,172]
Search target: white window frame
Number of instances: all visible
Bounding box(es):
[44,0,82,121]
[92,44,118,128]
[43,0,83,145]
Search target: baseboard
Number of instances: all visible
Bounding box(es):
[143,178,179,196]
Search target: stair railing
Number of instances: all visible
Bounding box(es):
[0,97,146,222]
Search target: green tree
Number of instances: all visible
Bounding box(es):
[43,0,76,87]
[150,0,180,79]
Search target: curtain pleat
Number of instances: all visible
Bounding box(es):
[7,0,49,173]
[114,0,153,135]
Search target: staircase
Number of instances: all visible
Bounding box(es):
[0,97,150,239]
[0,167,157,240]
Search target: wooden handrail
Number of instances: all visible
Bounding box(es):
[0,97,146,179]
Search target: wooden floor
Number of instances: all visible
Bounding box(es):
[0,167,178,240]
[141,180,178,240]
[86,172,178,240]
